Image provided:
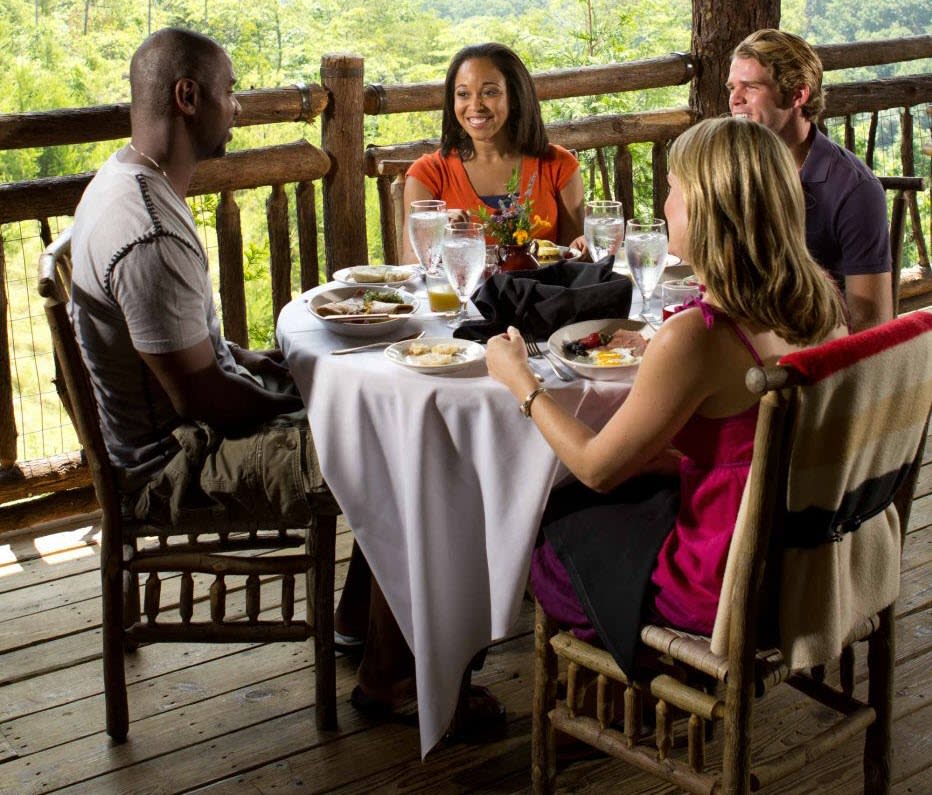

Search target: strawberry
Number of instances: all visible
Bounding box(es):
[579,332,610,349]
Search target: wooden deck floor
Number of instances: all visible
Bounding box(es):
[1,435,930,794]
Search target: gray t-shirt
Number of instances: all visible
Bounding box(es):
[70,153,237,491]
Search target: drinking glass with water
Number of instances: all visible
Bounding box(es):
[408,199,447,273]
[441,222,485,328]
[584,200,625,266]
[625,218,668,323]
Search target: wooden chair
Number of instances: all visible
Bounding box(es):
[38,229,341,742]
[879,175,925,313]
[532,311,932,794]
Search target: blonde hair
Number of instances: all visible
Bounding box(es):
[669,118,845,345]
[733,29,825,122]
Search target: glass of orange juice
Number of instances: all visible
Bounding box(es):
[426,272,460,313]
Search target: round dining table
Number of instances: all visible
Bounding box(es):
[277,277,635,756]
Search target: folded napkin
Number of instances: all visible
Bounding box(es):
[453,258,632,342]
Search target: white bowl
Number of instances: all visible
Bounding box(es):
[307,286,419,339]
[548,318,651,381]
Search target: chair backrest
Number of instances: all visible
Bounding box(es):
[711,312,932,670]
[38,228,120,518]
[878,175,925,313]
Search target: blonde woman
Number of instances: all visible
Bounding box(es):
[486,117,847,672]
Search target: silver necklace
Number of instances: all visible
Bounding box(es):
[128,142,168,179]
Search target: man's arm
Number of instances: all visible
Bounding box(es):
[845,273,894,333]
[140,337,302,426]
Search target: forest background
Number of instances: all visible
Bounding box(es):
[0,0,929,462]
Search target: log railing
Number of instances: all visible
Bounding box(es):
[0,38,930,534]
[364,36,931,265]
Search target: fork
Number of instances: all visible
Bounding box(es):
[522,333,574,382]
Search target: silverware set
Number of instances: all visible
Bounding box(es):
[522,334,576,381]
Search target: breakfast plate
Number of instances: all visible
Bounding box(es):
[384,337,485,375]
[307,286,419,339]
[548,318,652,381]
[333,264,420,287]
[535,243,583,267]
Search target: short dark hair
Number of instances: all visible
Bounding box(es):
[440,43,549,160]
[130,27,225,119]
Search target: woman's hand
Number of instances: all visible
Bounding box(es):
[569,235,588,259]
[486,326,536,396]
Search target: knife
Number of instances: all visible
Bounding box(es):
[330,331,425,355]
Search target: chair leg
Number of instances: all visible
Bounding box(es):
[721,677,753,795]
[101,519,129,742]
[864,605,894,794]
[309,512,338,731]
[122,541,140,653]
[531,600,558,795]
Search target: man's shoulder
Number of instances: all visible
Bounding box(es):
[807,129,880,192]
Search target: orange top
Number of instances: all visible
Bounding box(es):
[407,144,579,243]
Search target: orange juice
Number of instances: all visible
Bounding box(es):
[428,284,461,312]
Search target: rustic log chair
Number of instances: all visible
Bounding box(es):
[38,229,341,742]
[531,311,932,795]
[880,175,925,313]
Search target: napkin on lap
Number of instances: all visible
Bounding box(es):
[453,258,632,342]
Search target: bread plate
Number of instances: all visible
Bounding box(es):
[384,337,485,375]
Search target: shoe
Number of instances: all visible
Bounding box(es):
[350,685,419,726]
[443,685,507,743]
[334,629,365,655]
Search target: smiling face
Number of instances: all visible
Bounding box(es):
[452,58,510,148]
[726,56,798,137]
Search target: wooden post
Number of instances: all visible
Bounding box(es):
[689,0,781,120]
[652,141,669,222]
[295,181,320,292]
[321,53,368,278]
[217,191,248,347]
[614,145,634,222]
[266,183,292,324]
[901,107,929,268]
[0,238,17,472]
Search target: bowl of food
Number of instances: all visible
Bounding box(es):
[535,240,582,266]
[332,264,420,287]
[306,286,419,338]
[548,318,651,381]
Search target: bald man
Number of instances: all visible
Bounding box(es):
[70,28,335,528]
[728,29,893,332]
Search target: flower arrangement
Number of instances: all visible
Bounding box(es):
[476,168,551,246]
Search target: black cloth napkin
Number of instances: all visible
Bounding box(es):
[453,257,632,342]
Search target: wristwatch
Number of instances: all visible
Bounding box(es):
[520,386,549,418]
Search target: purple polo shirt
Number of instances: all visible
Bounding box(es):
[800,127,891,289]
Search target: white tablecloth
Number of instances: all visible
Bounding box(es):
[277,282,633,755]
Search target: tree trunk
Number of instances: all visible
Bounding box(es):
[690,0,781,120]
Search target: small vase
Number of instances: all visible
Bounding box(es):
[496,241,539,273]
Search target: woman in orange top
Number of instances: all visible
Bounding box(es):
[402,43,585,262]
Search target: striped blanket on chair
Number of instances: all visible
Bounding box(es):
[712,311,932,669]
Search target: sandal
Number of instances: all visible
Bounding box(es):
[350,685,419,726]
[444,684,507,743]
[334,630,366,655]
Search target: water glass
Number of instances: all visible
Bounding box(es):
[625,218,668,322]
[660,278,702,321]
[584,200,625,266]
[408,199,447,273]
[441,222,485,327]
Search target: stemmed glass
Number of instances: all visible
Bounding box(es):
[625,218,669,324]
[407,199,447,273]
[584,200,625,266]
[441,222,485,328]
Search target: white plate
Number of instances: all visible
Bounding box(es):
[307,286,419,339]
[384,337,485,375]
[333,264,420,287]
[548,318,652,381]
[612,250,682,272]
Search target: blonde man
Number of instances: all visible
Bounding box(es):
[728,29,892,332]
